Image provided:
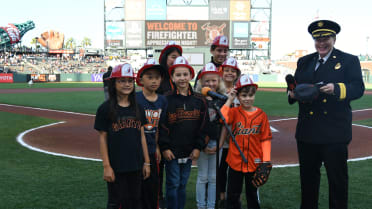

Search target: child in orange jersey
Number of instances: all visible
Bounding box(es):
[220,74,272,209]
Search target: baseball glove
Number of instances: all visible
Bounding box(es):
[294,83,319,103]
[252,162,272,188]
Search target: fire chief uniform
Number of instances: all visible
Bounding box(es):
[289,47,365,209]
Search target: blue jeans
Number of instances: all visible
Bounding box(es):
[165,158,192,209]
[196,140,218,209]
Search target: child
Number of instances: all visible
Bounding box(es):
[218,57,241,208]
[221,74,272,209]
[194,35,229,89]
[159,56,209,209]
[194,62,226,209]
[221,57,241,93]
[94,63,151,209]
[136,59,168,209]
[157,41,183,95]
[158,41,182,208]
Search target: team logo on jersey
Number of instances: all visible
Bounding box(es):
[112,117,141,132]
[144,109,162,131]
[232,122,261,136]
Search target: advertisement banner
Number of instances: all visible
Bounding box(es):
[26,74,60,82]
[146,0,166,20]
[167,7,209,20]
[125,21,144,48]
[0,73,13,83]
[106,40,124,48]
[30,74,47,82]
[0,24,20,44]
[91,74,104,82]
[209,0,229,20]
[105,0,125,21]
[231,22,250,49]
[251,37,270,49]
[106,22,125,48]
[230,0,251,21]
[145,20,229,47]
[47,74,60,82]
[125,0,145,20]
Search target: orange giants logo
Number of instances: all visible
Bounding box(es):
[201,22,227,45]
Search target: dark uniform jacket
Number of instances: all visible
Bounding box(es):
[289,48,365,144]
[159,85,209,158]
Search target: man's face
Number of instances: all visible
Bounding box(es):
[315,36,335,58]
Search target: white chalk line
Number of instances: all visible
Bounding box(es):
[0,103,95,117]
[4,104,372,166]
[16,121,101,162]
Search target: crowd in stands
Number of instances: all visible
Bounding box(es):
[0,52,106,74]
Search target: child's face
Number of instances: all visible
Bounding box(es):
[171,67,192,89]
[201,73,219,92]
[141,69,162,92]
[210,46,228,64]
[167,50,181,68]
[237,91,255,110]
[115,77,134,96]
[223,67,238,83]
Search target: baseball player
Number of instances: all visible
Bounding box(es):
[220,74,272,209]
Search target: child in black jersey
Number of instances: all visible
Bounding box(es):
[94,63,150,209]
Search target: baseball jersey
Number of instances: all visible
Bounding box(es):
[136,92,168,154]
[94,101,146,173]
[221,105,272,173]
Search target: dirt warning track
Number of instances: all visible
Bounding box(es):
[1,103,371,165]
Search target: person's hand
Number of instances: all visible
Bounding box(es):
[143,164,150,179]
[162,149,175,161]
[103,165,115,182]
[190,149,200,160]
[204,146,217,154]
[319,83,335,95]
[156,147,162,162]
[227,89,237,102]
[288,90,295,99]
[37,30,64,50]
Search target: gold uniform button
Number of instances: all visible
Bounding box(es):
[324,111,328,115]
[309,111,314,115]
[323,99,327,103]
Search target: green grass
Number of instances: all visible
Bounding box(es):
[354,119,372,126]
[0,91,104,114]
[1,111,371,208]
[1,83,371,208]
[0,111,106,208]
[0,82,103,89]
[1,90,370,117]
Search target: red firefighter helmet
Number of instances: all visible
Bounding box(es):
[136,58,165,86]
[235,74,258,90]
[168,56,195,79]
[212,35,229,48]
[221,57,241,77]
[110,63,135,79]
[197,62,221,80]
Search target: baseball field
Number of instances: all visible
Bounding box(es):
[0,82,371,209]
